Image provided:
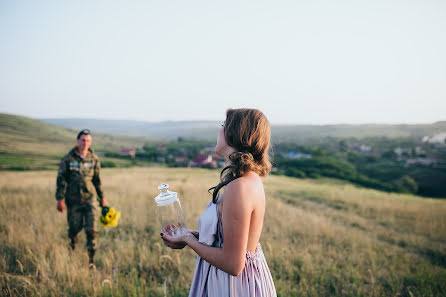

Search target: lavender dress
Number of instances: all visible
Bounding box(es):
[188,197,277,297]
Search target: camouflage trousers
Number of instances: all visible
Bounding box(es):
[67,203,97,252]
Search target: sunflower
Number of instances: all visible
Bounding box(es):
[99,206,121,228]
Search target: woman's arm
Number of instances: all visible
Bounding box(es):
[162,179,253,276]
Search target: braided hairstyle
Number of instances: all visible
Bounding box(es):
[209,108,272,203]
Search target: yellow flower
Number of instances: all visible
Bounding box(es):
[100,207,121,228]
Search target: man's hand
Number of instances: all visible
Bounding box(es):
[101,198,108,207]
[57,200,66,212]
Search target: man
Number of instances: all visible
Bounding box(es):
[56,129,107,265]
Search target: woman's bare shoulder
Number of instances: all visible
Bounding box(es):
[224,172,265,206]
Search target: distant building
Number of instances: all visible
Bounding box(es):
[212,154,226,167]
[415,146,426,155]
[174,156,189,167]
[394,147,411,158]
[406,158,438,166]
[359,144,372,153]
[156,145,168,152]
[120,148,136,158]
[422,133,446,144]
[284,152,312,159]
[192,154,217,168]
[350,143,372,153]
[175,156,186,163]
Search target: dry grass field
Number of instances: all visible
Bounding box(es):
[1,167,445,297]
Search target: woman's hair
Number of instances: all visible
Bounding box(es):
[209,108,272,203]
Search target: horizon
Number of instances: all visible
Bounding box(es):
[3,111,445,126]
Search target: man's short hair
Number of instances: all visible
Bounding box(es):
[77,129,91,139]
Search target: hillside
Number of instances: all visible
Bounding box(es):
[0,113,155,170]
[42,118,446,141]
[273,121,446,142]
[43,118,221,140]
[0,167,445,296]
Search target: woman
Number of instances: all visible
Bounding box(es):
[161,108,277,297]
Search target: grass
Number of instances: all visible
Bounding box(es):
[1,168,445,296]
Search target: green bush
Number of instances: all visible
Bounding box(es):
[285,168,306,178]
[101,161,117,168]
[307,171,320,179]
[395,175,418,194]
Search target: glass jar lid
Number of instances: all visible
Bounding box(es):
[154,183,179,206]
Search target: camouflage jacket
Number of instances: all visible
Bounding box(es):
[56,147,104,206]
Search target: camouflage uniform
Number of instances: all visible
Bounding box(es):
[56,147,104,259]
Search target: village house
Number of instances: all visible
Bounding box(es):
[175,156,186,163]
[213,154,226,167]
[120,148,136,158]
[422,133,446,144]
[284,151,312,159]
[174,156,190,167]
[415,146,426,156]
[156,145,168,152]
[192,154,217,168]
[350,143,372,153]
[406,158,438,167]
[394,147,412,159]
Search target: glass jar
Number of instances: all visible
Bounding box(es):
[154,183,187,236]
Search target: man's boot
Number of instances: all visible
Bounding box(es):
[88,248,95,268]
[68,238,76,253]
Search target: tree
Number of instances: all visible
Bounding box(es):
[395,175,418,194]
[339,140,349,152]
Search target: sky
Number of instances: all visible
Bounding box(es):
[1,0,445,125]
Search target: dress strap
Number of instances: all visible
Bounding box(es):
[215,197,224,247]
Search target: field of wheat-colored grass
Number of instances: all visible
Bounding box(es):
[1,167,445,297]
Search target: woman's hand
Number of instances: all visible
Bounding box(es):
[161,236,187,249]
[190,230,199,240]
[161,230,198,249]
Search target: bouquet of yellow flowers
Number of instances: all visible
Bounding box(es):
[99,205,121,228]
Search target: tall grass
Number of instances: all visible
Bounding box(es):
[1,168,445,296]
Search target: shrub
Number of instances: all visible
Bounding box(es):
[285,168,306,178]
[395,175,418,194]
[101,161,117,168]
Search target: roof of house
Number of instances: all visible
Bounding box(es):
[193,155,212,163]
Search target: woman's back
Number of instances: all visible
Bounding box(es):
[219,171,265,253]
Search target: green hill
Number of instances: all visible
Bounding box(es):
[0,113,155,170]
[43,118,221,140]
[272,122,446,142]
